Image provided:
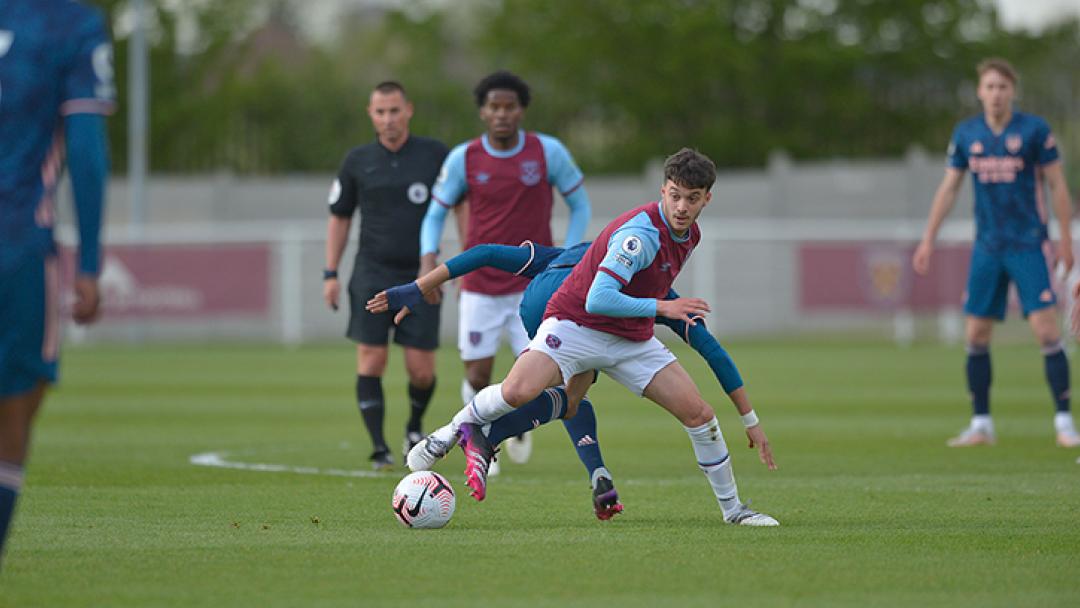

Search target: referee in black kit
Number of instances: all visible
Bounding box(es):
[323,81,452,470]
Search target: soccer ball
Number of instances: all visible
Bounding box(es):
[391,471,455,529]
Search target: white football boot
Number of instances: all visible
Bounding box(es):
[946,425,996,447]
[1055,414,1080,448]
[726,503,779,527]
[406,424,458,472]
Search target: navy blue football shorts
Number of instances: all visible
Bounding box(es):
[964,245,1056,320]
[1,252,61,398]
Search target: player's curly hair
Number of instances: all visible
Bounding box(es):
[474,70,531,108]
[663,148,717,191]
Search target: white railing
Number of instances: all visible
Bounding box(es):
[56,218,1079,345]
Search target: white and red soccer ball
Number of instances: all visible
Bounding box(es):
[392,471,455,529]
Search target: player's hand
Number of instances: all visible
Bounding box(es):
[72,275,101,325]
[368,282,423,317]
[366,290,388,314]
[745,424,776,470]
[1057,240,1074,275]
[912,240,933,275]
[655,297,710,325]
[323,277,340,311]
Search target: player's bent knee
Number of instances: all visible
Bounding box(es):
[500,377,543,407]
[681,403,716,428]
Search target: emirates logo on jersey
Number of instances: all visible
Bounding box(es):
[969,141,984,155]
[519,160,542,186]
[1006,134,1022,154]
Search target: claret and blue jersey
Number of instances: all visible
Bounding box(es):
[418,130,591,295]
[947,111,1060,253]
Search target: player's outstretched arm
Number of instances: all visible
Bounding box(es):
[913,168,965,276]
[655,291,774,469]
[65,113,109,325]
[366,244,540,322]
[656,291,742,393]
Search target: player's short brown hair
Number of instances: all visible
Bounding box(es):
[663,148,717,191]
[373,80,408,99]
[976,58,1017,85]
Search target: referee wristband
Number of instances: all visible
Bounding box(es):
[323,269,338,280]
[740,410,760,428]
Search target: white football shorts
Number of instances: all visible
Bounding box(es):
[527,317,676,396]
[458,290,530,361]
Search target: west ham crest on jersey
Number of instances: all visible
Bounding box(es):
[969,141,984,155]
[1005,134,1022,154]
[519,160,542,186]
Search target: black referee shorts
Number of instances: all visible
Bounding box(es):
[346,262,440,350]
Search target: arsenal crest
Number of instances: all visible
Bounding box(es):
[519,160,542,186]
[1005,134,1023,154]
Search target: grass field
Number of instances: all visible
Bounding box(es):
[2,339,1078,607]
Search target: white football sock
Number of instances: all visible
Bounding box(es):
[685,417,741,519]
[971,414,994,434]
[451,383,515,429]
[461,378,478,406]
[1055,412,1076,434]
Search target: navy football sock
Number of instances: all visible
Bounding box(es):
[562,398,606,480]
[407,378,436,434]
[0,462,24,565]
[486,387,568,446]
[966,345,991,416]
[1042,342,1070,413]
[357,375,387,453]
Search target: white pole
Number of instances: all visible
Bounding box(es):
[128,0,149,237]
[280,230,304,345]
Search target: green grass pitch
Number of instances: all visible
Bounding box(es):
[2,339,1078,607]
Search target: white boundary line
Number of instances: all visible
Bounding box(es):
[189,450,390,479]
[188,449,708,486]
